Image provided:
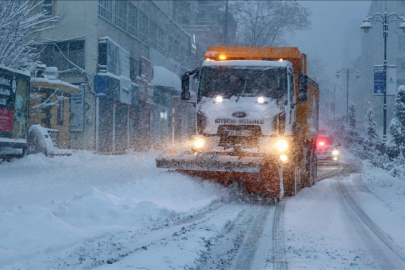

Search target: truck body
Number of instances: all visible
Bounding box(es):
[156,46,320,200]
[0,66,31,160]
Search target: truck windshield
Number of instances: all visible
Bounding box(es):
[198,66,287,101]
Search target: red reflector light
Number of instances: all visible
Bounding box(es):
[318,141,325,146]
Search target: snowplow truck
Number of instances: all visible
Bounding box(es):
[156,47,320,200]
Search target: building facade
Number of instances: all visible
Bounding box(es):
[34,0,204,153]
[358,1,405,131]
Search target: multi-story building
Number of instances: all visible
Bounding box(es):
[357,1,405,132]
[34,0,203,153]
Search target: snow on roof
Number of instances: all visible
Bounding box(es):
[151,66,181,91]
[202,60,292,68]
[99,36,130,54]
[31,77,79,94]
[0,64,30,77]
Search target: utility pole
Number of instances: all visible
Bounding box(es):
[335,68,360,123]
[361,10,405,141]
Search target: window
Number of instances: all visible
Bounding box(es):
[128,4,138,37]
[149,22,157,49]
[42,0,53,16]
[54,42,69,71]
[38,40,85,71]
[139,12,148,43]
[114,0,127,31]
[57,99,64,126]
[157,28,166,54]
[399,36,405,51]
[68,41,85,70]
[98,0,113,22]
[168,36,174,58]
[130,57,139,82]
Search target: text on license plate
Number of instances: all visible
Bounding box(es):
[227,130,251,136]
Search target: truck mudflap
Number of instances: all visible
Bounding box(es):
[156,152,283,200]
[156,152,263,173]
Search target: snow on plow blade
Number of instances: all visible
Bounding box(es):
[156,153,263,173]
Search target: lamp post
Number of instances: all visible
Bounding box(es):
[361,11,405,141]
[332,83,343,122]
[335,68,360,123]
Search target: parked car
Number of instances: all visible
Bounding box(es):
[316,135,340,163]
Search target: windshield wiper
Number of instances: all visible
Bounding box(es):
[235,75,248,102]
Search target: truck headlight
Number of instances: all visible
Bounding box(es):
[332,149,339,156]
[194,139,205,149]
[215,95,223,103]
[275,139,288,152]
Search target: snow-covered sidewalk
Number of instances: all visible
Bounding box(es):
[0,151,228,268]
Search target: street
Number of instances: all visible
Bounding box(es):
[1,151,405,269]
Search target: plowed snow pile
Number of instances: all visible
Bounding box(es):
[0,151,228,268]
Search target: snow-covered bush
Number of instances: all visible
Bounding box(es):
[364,108,379,140]
[348,103,356,131]
[389,85,405,149]
[0,0,58,71]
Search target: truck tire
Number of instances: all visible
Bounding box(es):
[283,163,301,196]
[303,147,316,187]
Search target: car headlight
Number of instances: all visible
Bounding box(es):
[280,154,288,162]
[332,149,339,156]
[194,139,205,149]
[275,139,288,152]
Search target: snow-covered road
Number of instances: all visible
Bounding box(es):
[1,151,405,269]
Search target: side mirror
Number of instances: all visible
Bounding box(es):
[298,74,308,101]
[181,72,190,101]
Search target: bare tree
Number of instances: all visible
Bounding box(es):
[0,0,58,71]
[231,0,310,47]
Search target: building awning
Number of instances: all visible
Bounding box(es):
[151,66,181,91]
[31,78,79,95]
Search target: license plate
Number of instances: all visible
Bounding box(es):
[227,130,251,136]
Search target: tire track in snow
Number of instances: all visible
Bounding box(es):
[11,201,229,269]
[232,205,272,270]
[271,199,288,270]
[337,179,405,266]
[193,205,252,270]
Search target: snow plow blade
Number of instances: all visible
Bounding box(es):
[156,153,263,173]
[156,152,282,200]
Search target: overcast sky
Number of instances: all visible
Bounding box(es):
[284,1,371,80]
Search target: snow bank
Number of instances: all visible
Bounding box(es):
[0,151,228,267]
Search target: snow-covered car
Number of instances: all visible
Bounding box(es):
[316,135,340,163]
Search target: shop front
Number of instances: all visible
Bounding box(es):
[94,73,131,154]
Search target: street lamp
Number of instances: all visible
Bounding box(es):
[361,11,405,141]
[335,68,360,123]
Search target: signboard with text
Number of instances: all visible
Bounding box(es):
[0,67,30,140]
[374,68,385,96]
[374,65,397,96]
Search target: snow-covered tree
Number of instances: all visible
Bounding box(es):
[389,85,405,147]
[348,104,356,130]
[0,0,58,71]
[230,0,310,46]
[364,108,378,140]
